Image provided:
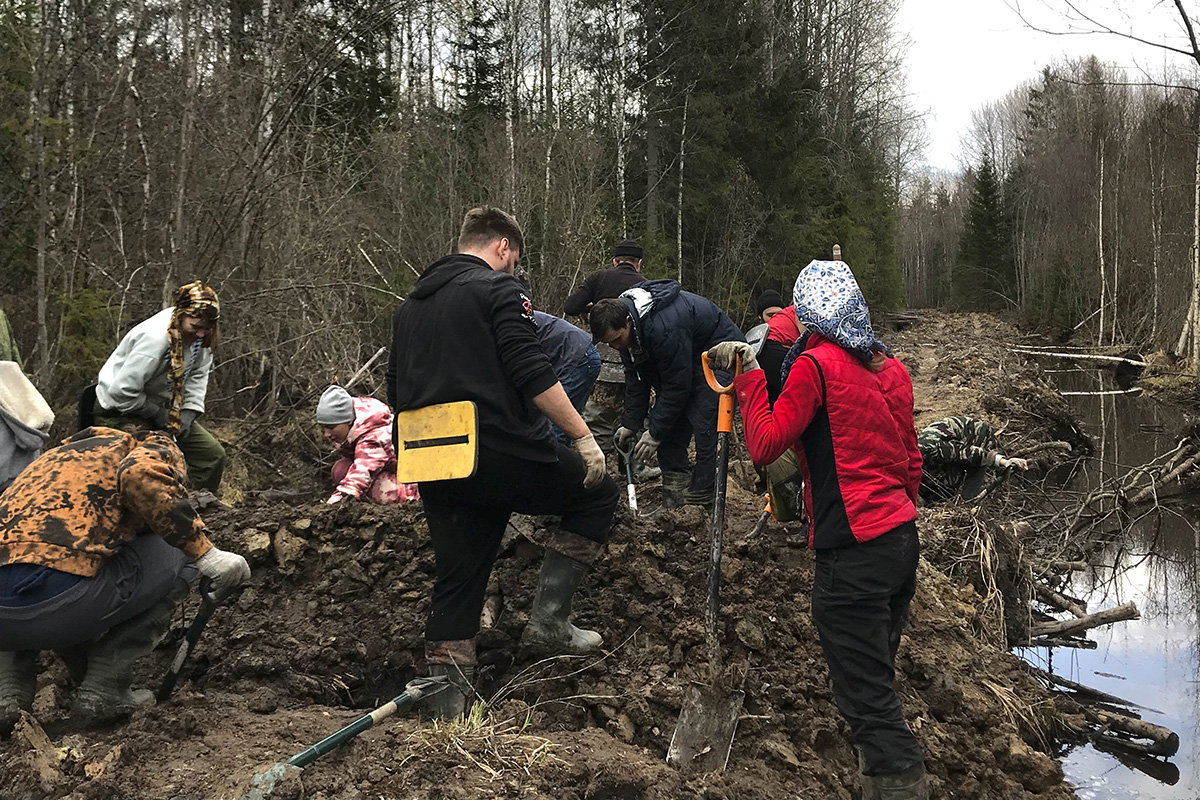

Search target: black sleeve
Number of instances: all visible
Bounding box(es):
[386,307,402,411]
[759,340,789,406]
[563,273,596,317]
[621,352,651,430]
[491,275,559,399]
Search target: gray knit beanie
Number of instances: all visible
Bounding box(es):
[316,385,355,425]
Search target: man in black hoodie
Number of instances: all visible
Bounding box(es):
[387,207,618,719]
[589,281,745,509]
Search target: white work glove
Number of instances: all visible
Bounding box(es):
[614,426,637,452]
[195,546,251,601]
[572,433,606,489]
[179,409,199,438]
[707,341,758,373]
[995,455,1029,471]
[634,430,660,463]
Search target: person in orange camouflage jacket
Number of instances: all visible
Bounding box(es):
[0,427,250,724]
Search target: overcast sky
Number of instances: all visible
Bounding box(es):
[896,0,1194,172]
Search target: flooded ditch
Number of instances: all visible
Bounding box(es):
[1024,366,1200,798]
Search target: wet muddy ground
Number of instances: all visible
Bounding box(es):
[1,312,1089,799]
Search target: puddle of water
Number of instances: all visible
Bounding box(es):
[1021,367,1199,798]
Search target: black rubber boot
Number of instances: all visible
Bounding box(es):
[521,537,603,655]
[0,650,38,729]
[683,488,714,512]
[423,639,476,720]
[875,763,928,800]
[72,578,189,721]
[661,471,690,510]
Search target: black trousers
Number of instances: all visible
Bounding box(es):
[418,444,619,642]
[811,521,924,776]
[656,379,722,494]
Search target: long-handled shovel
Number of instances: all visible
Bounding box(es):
[241,676,448,800]
[666,352,745,773]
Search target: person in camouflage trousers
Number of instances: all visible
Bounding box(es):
[917,416,1028,503]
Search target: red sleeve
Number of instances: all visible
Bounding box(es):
[896,369,922,505]
[733,357,823,465]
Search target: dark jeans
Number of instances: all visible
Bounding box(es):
[551,346,602,445]
[657,379,722,493]
[0,535,196,651]
[418,444,619,642]
[811,521,924,776]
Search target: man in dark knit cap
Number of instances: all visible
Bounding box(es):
[563,240,647,320]
[754,289,785,324]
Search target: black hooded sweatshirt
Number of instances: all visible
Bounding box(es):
[387,254,560,463]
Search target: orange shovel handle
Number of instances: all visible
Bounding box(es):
[702,351,740,435]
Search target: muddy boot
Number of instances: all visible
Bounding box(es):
[73,578,189,721]
[661,471,690,509]
[0,650,38,730]
[423,639,476,720]
[521,532,604,655]
[875,763,928,800]
[683,488,714,512]
[858,751,881,800]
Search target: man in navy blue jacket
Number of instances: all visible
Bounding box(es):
[589,280,744,508]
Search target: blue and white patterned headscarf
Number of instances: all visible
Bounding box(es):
[792,260,891,362]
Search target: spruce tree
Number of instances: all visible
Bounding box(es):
[956,156,1015,310]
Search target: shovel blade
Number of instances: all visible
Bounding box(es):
[666,683,745,773]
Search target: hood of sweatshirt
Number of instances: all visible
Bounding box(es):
[409,254,492,300]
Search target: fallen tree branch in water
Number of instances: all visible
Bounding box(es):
[1029,601,1139,638]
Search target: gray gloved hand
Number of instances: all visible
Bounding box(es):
[707,341,758,373]
[179,409,199,438]
[634,430,660,463]
[572,433,606,489]
[195,546,252,601]
[142,401,170,429]
[614,426,637,452]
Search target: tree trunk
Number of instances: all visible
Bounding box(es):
[1097,138,1106,346]
[1192,98,1200,369]
[676,92,687,285]
[615,0,627,235]
[33,0,52,385]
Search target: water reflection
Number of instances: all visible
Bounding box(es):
[1020,367,1199,799]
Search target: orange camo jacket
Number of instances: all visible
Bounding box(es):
[0,427,213,576]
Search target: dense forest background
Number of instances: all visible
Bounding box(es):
[2,0,1199,414]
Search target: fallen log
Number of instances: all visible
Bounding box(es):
[1033,583,1087,618]
[1093,735,1181,784]
[1087,708,1179,757]
[1026,637,1097,650]
[1008,347,1147,368]
[1029,601,1139,639]
[1026,665,1163,713]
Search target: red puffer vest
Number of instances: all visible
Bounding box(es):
[734,334,921,548]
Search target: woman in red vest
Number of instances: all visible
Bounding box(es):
[708,260,927,800]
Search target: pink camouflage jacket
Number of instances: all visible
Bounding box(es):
[329,397,418,504]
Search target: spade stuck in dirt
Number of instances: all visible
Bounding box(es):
[666,352,745,773]
[241,675,447,800]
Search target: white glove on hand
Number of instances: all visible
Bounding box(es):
[634,430,660,463]
[195,546,251,600]
[572,433,606,489]
[614,426,637,452]
[326,491,346,505]
[995,455,1029,471]
[179,409,199,438]
[707,341,758,373]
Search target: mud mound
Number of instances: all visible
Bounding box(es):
[3,470,1070,799]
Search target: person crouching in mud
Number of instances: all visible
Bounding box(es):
[0,428,250,725]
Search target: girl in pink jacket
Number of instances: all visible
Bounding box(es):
[317,385,418,505]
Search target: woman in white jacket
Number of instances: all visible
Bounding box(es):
[94,281,225,491]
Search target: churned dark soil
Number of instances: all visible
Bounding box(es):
[0,311,1080,800]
